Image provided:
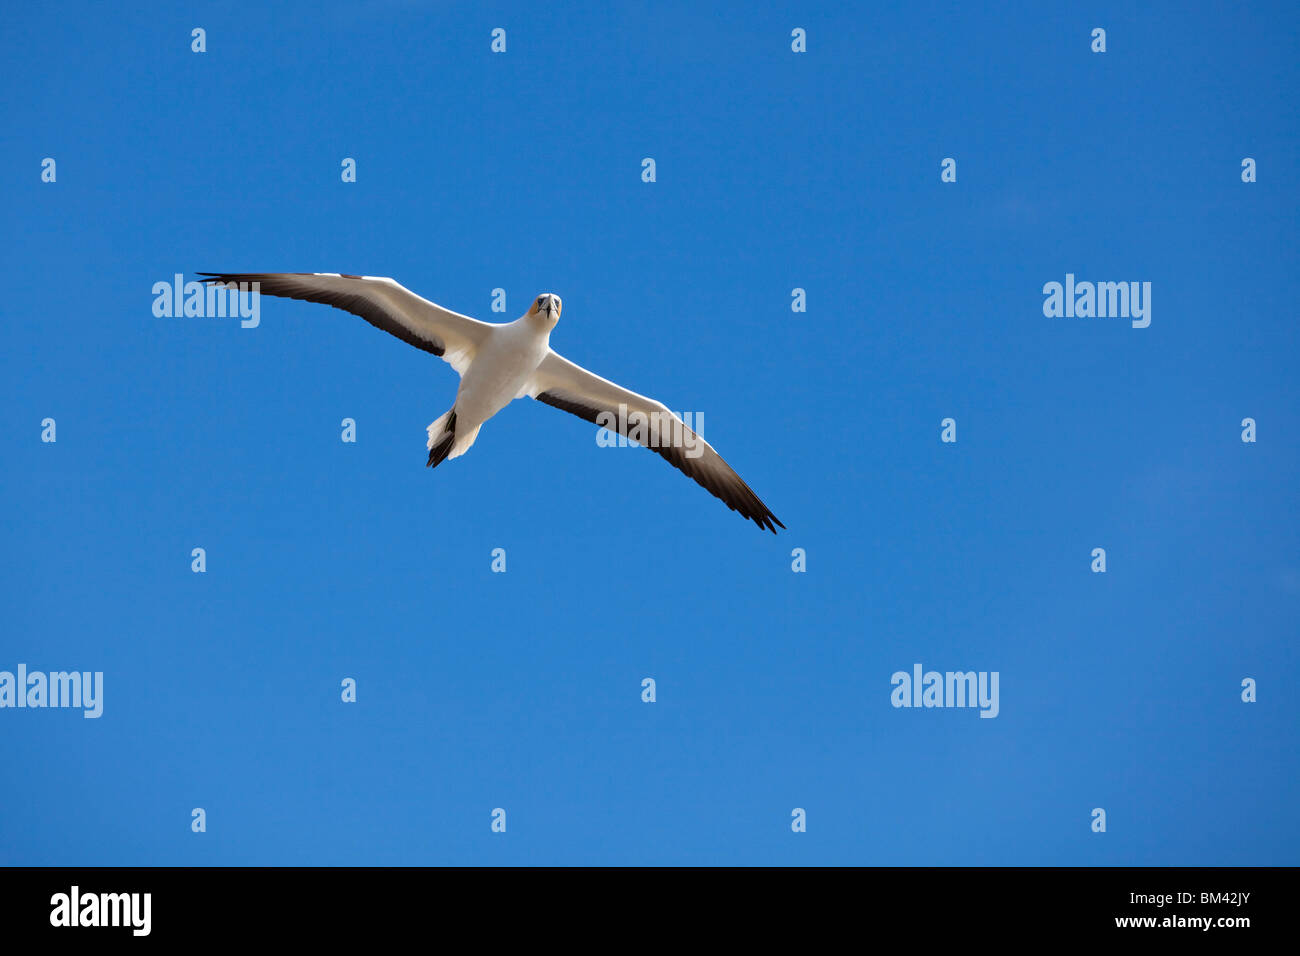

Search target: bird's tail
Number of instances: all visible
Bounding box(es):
[426,408,482,469]
[426,408,457,468]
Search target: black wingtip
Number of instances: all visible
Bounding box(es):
[752,509,783,534]
[196,272,236,286]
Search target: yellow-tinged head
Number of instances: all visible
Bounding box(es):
[527,293,562,326]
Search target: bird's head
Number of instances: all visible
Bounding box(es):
[527,293,562,328]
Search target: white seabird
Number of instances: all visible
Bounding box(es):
[198,273,784,532]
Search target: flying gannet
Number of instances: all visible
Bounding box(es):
[198,273,784,532]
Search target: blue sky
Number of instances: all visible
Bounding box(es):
[1,0,1296,865]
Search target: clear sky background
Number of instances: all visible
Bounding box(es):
[1,1,1296,865]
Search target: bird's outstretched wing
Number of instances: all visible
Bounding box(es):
[527,350,784,533]
[197,273,493,375]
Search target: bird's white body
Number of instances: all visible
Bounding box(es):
[197,273,782,531]
[439,308,554,459]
